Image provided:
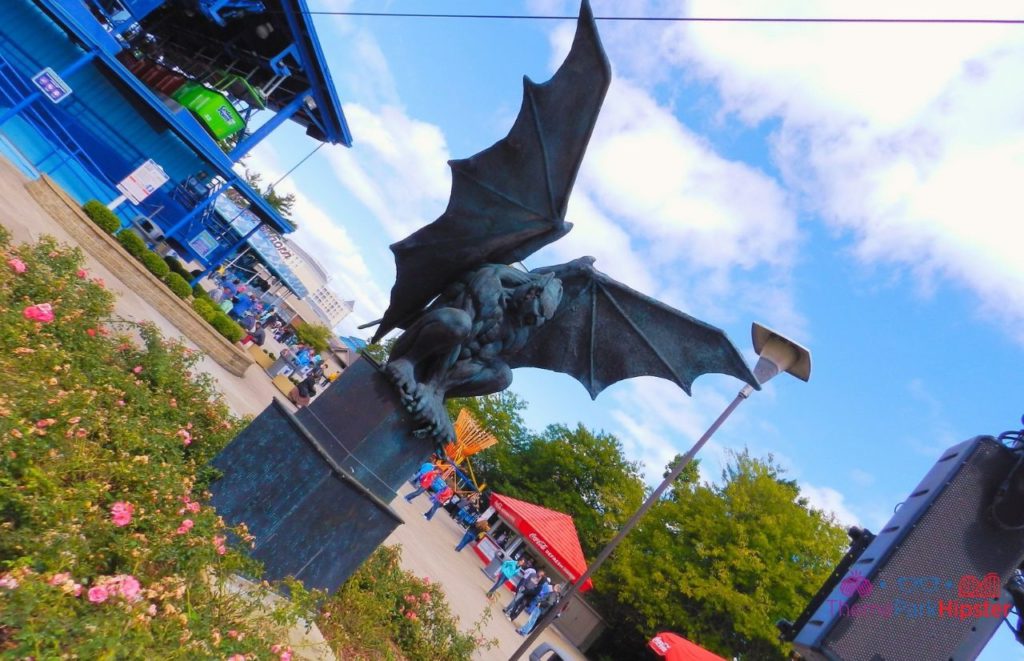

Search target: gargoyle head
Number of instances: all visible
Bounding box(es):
[511,272,563,327]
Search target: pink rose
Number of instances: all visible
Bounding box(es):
[7,258,26,273]
[23,303,54,323]
[48,572,71,586]
[87,585,109,603]
[86,328,96,337]
[116,575,141,602]
[186,501,200,513]
[76,268,87,279]
[147,603,157,616]
[110,501,134,527]
[0,574,18,589]
[181,519,194,530]
[132,366,143,374]
[280,651,292,661]
[178,429,192,446]
[227,656,245,661]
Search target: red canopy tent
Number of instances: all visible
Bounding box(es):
[489,493,594,592]
[648,632,727,661]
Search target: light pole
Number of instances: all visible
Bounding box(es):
[508,322,811,661]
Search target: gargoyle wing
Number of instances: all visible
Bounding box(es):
[372,0,610,342]
[508,257,761,396]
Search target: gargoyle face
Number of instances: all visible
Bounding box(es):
[513,273,563,327]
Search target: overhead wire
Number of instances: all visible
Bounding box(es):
[294,10,1024,25]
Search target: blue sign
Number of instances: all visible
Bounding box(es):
[31,68,72,104]
[188,230,220,259]
[212,196,308,298]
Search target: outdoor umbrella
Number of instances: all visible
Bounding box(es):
[648,632,727,661]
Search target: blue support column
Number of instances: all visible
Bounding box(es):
[0,50,98,128]
[164,189,222,240]
[228,90,310,162]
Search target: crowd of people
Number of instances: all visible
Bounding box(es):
[404,458,568,638]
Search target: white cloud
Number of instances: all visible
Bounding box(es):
[597,0,1024,342]
[800,482,861,526]
[322,104,452,242]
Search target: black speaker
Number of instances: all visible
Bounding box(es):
[791,436,1024,661]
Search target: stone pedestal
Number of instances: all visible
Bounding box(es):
[209,356,434,593]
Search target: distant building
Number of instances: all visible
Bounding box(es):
[276,237,352,328]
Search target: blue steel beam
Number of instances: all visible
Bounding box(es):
[278,0,353,147]
[228,89,309,161]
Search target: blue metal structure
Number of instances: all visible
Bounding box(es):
[0,0,352,289]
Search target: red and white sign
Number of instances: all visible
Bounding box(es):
[116,159,169,204]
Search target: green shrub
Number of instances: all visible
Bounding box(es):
[163,272,192,299]
[192,297,216,320]
[163,256,191,280]
[139,250,170,279]
[210,312,245,343]
[192,283,213,302]
[116,230,147,259]
[318,545,495,660]
[81,200,121,234]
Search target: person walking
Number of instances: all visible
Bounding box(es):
[405,466,442,502]
[506,570,546,620]
[455,516,490,552]
[517,584,563,636]
[408,459,436,488]
[424,483,454,520]
[486,556,524,598]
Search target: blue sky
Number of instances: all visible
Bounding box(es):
[244,1,1024,656]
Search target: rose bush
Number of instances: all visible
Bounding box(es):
[0,229,305,657]
[317,545,497,661]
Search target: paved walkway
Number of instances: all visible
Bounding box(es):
[386,488,588,661]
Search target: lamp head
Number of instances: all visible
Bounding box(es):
[751,322,812,385]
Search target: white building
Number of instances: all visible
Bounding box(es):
[271,235,353,328]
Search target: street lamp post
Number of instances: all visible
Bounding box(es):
[508,323,811,661]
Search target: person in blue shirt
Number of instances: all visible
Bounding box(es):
[486,556,525,598]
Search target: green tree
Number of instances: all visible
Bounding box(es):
[489,423,647,556]
[362,337,395,364]
[444,390,531,489]
[294,322,332,353]
[244,168,297,221]
[589,450,848,660]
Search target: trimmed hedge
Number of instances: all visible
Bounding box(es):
[190,299,244,342]
[164,255,192,280]
[192,297,216,320]
[117,230,147,259]
[163,272,192,299]
[210,312,245,343]
[81,200,121,234]
[140,250,170,279]
[193,283,213,303]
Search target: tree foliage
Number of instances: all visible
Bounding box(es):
[244,168,296,221]
[294,322,332,353]
[589,450,848,660]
